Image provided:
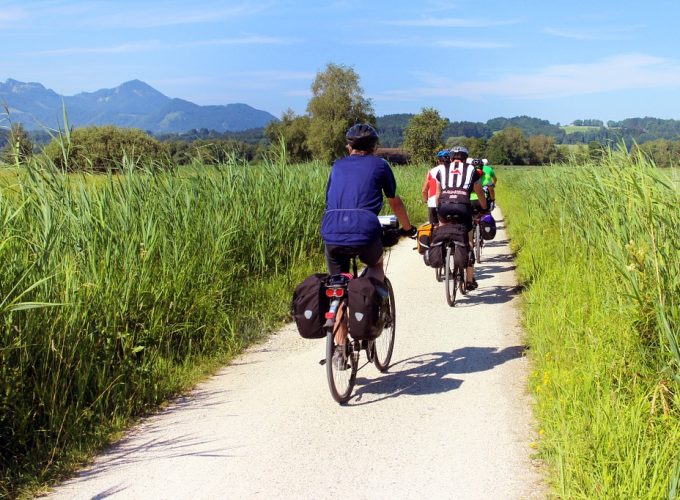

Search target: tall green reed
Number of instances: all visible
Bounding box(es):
[0,149,426,496]
[499,152,680,497]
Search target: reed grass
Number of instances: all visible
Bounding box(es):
[0,151,426,496]
[498,153,680,498]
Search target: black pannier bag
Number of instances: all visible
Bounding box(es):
[425,241,445,268]
[347,276,388,340]
[433,224,469,269]
[291,273,329,339]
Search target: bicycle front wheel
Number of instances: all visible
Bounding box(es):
[374,277,396,372]
[475,224,482,263]
[445,245,458,307]
[326,328,357,404]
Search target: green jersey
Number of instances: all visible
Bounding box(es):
[481,165,496,186]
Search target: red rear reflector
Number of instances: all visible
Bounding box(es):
[325,312,334,319]
[335,288,344,297]
[325,289,334,297]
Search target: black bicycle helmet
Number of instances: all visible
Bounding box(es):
[346,123,379,151]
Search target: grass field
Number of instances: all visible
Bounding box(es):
[498,155,680,497]
[561,125,602,134]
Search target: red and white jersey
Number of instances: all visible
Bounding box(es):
[426,166,440,207]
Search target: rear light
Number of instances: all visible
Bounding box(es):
[325,288,345,298]
[324,312,334,319]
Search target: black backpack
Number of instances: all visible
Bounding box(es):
[291,273,329,339]
[347,276,388,340]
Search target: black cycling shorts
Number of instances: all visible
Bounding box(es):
[471,199,484,215]
[428,207,439,225]
[437,202,472,229]
[325,238,383,275]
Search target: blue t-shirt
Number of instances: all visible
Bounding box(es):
[321,154,397,246]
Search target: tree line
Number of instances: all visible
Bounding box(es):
[4,63,680,169]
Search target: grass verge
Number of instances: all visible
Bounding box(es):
[497,156,680,497]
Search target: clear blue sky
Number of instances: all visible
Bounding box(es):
[3,0,680,124]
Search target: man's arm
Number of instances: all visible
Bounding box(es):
[473,182,488,211]
[388,196,413,231]
[421,175,429,202]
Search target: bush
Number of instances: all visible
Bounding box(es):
[42,126,169,172]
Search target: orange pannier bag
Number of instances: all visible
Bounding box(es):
[416,223,433,255]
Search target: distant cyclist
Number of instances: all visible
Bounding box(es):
[434,147,488,291]
[321,124,416,361]
[481,158,497,210]
[422,150,450,225]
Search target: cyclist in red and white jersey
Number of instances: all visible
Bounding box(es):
[422,150,450,225]
[434,146,488,291]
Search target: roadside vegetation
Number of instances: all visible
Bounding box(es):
[498,153,680,497]
[0,145,426,496]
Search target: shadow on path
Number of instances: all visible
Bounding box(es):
[349,345,526,406]
[455,285,521,306]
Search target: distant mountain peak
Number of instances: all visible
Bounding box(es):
[0,77,277,133]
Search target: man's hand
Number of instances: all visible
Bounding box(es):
[399,226,417,238]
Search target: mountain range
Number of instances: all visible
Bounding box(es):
[0,78,277,133]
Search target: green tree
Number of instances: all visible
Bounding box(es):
[265,109,312,163]
[42,126,168,172]
[403,107,447,164]
[445,136,487,158]
[485,127,529,165]
[306,63,374,164]
[1,123,33,165]
[528,135,557,165]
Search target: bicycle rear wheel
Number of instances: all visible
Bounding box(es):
[445,245,458,307]
[374,277,396,372]
[326,327,357,404]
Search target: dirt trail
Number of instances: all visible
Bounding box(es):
[50,208,544,499]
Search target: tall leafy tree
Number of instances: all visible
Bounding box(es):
[403,107,447,164]
[486,127,529,165]
[306,63,374,164]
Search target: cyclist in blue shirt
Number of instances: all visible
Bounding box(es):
[321,123,415,282]
[321,124,415,365]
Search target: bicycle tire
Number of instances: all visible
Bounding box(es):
[445,245,457,307]
[374,277,396,372]
[474,224,482,263]
[326,327,357,404]
[458,262,467,296]
[435,264,444,282]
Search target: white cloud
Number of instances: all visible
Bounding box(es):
[543,25,643,41]
[383,16,523,28]
[225,70,316,81]
[32,40,163,56]
[27,35,296,56]
[0,6,27,25]
[175,36,299,48]
[380,53,680,101]
[355,36,510,49]
[79,2,273,29]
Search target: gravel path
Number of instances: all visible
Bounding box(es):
[50,208,545,499]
